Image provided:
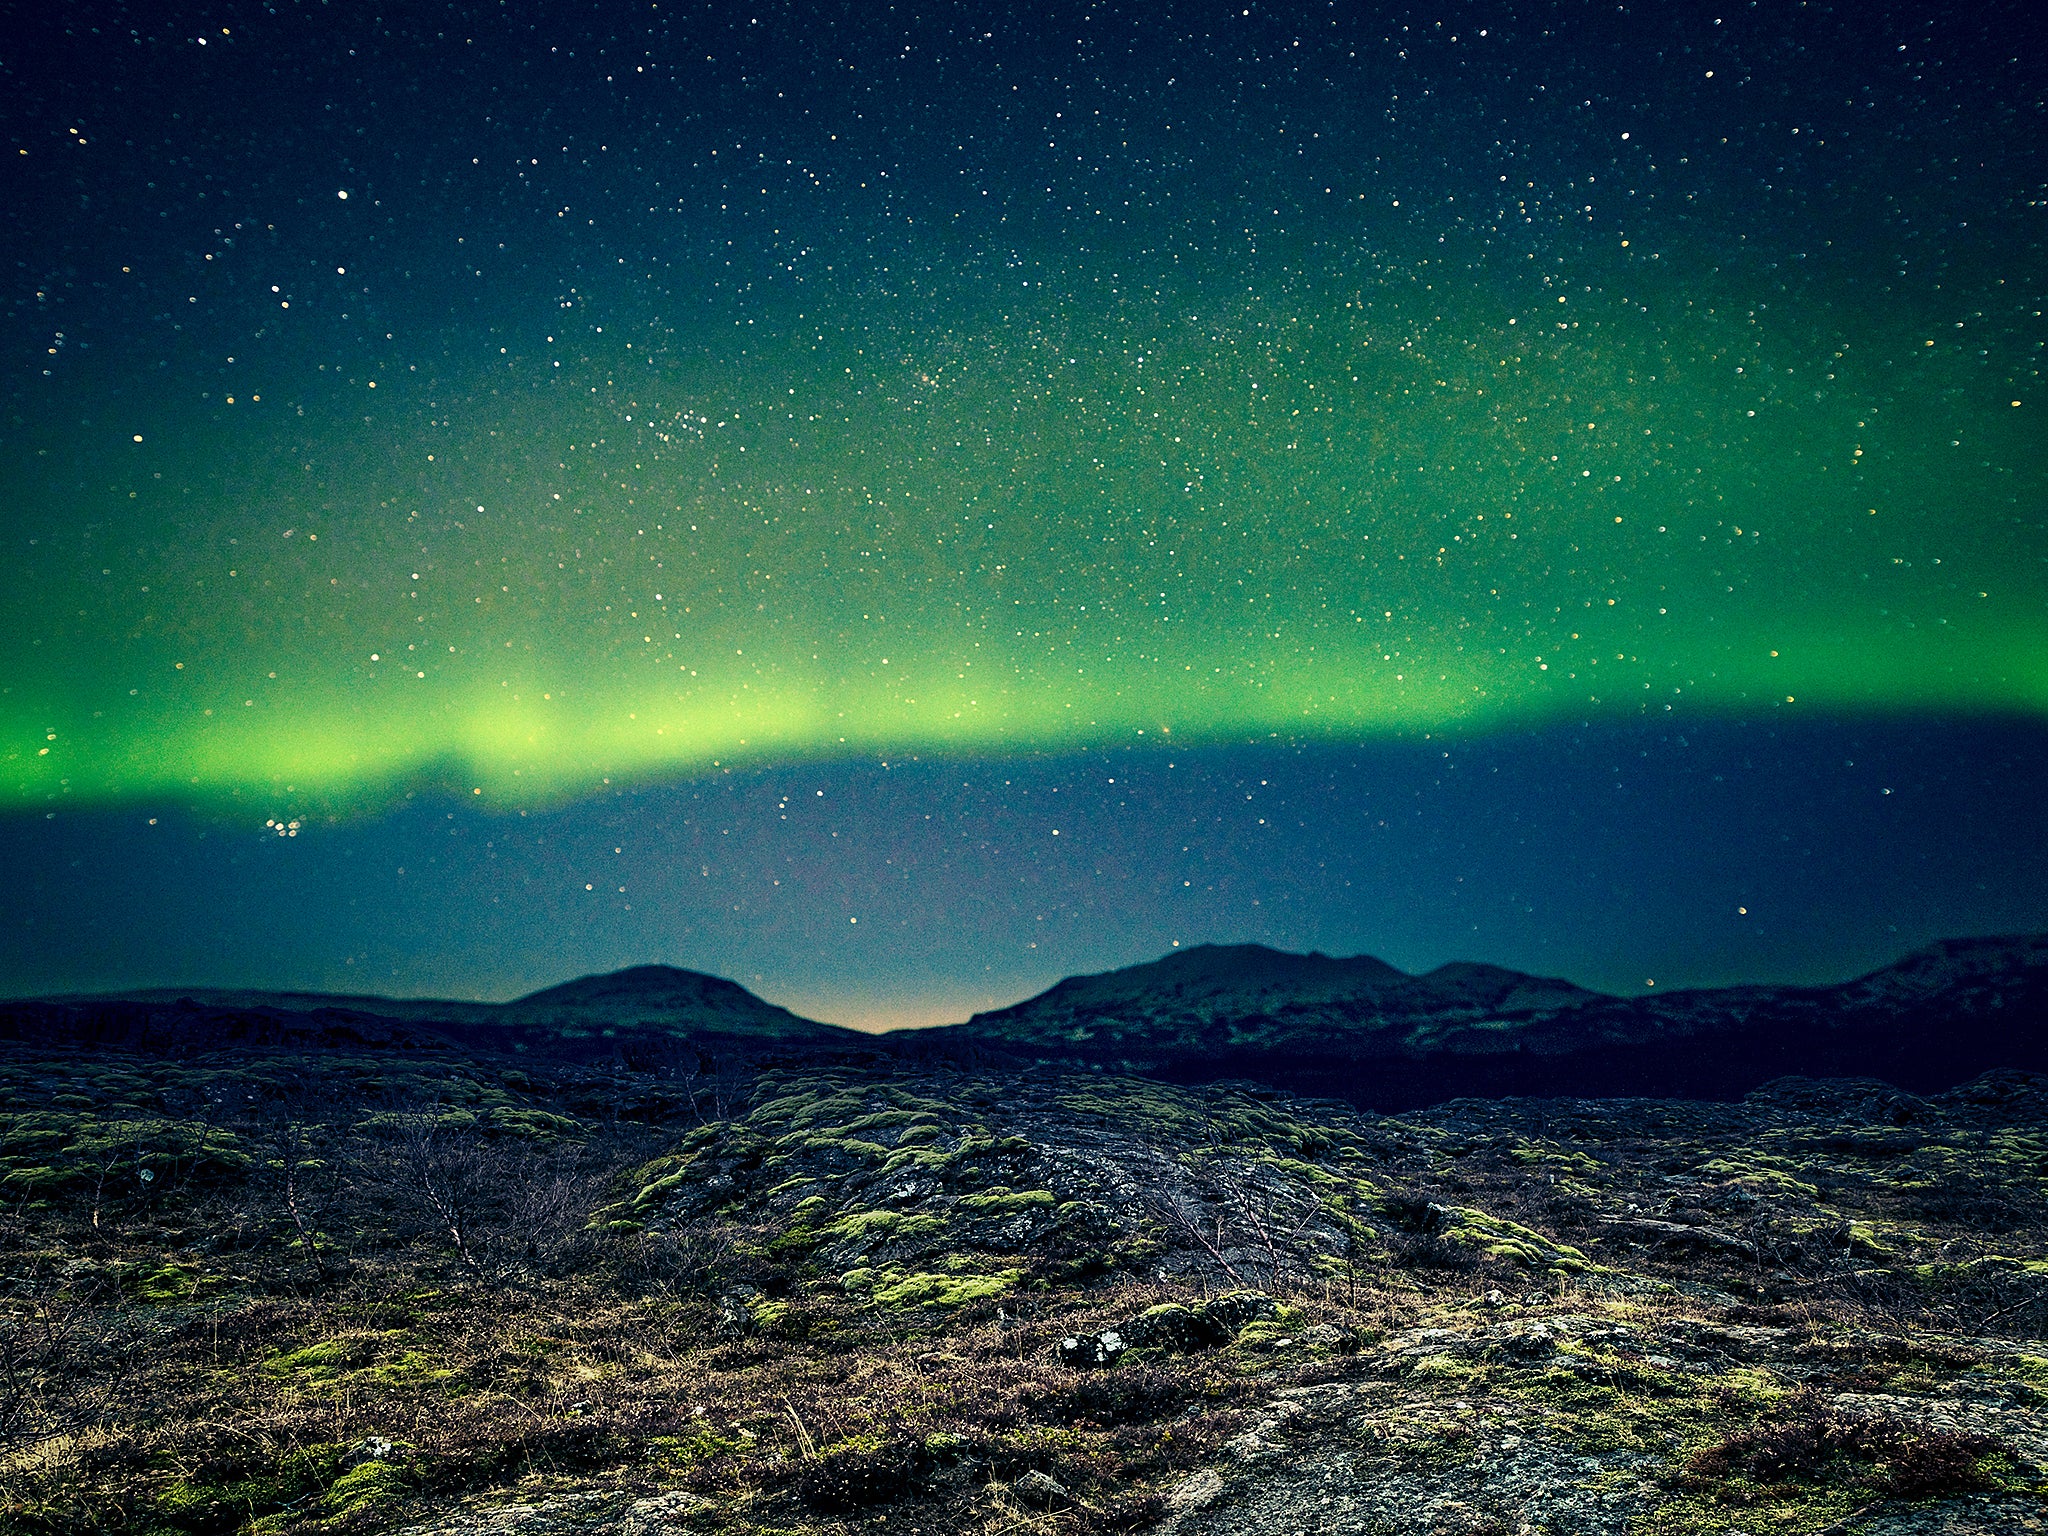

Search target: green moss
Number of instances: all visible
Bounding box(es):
[158,1443,346,1530]
[820,1208,905,1240]
[880,1144,958,1174]
[1233,1308,1307,1353]
[885,1269,1018,1306]
[1639,1488,1869,1535]
[1845,1220,1900,1260]
[843,1265,1022,1308]
[748,1092,820,1125]
[1413,1203,1592,1270]
[360,1348,454,1385]
[485,1106,582,1139]
[956,1187,1056,1213]
[1919,1254,2048,1285]
[795,1133,892,1162]
[320,1458,408,1518]
[1407,1352,1486,1382]
[1056,1087,1206,1139]
[624,1154,694,1209]
[1262,1156,1348,1188]
[652,1425,755,1464]
[0,1112,251,1203]
[131,1263,202,1303]
[832,1109,942,1137]
[262,1333,441,1388]
[263,1337,368,1382]
[1696,1158,1821,1198]
[2002,1354,2048,1386]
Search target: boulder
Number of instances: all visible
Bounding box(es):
[1057,1328,1127,1368]
[1013,1469,1071,1508]
[1060,1292,1282,1368]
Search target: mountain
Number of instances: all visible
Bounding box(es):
[921,936,2048,1109]
[493,965,847,1045]
[5,964,860,1059]
[0,997,464,1057]
[935,942,1610,1068]
[990,942,1606,1018]
[12,940,2047,1109]
[36,986,507,1026]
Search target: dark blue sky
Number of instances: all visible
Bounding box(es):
[4,1,2044,1020]
[6,717,2043,1026]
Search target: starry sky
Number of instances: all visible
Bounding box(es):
[3,1,2045,1022]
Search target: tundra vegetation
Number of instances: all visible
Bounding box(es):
[0,1046,2044,1534]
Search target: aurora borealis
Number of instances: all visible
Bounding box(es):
[4,1,2045,1017]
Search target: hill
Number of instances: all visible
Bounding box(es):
[923,935,2048,1108]
[13,937,2048,1108]
[6,964,861,1059]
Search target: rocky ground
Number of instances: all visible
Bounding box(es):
[1,1045,2045,1534]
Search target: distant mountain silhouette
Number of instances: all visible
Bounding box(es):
[947,943,1605,1065]
[498,964,827,1036]
[0,998,458,1057]
[8,965,858,1060]
[10,939,2046,1108]
[46,986,507,1026]
[917,936,2048,1109]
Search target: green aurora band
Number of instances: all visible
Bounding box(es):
[6,244,2043,812]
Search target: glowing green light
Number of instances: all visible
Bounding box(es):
[6,262,2043,811]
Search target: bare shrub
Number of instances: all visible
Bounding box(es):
[0,1266,135,1456]
[347,1100,621,1280]
[1682,1389,2008,1501]
[791,1436,936,1512]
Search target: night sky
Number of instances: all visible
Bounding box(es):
[4,2,2045,1023]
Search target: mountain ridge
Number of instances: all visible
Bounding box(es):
[7,936,2045,1109]
[8,963,859,1058]
[910,933,2048,1107]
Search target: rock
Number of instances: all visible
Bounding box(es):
[1201,1290,1281,1335]
[1124,1292,1281,1352]
[1124,1301,1209,1351]
[1601,1215,1756,1255]
[394,1492,613,1534]
[1064,1292,1283,1366]
[716,1285,760,1336]
[1497,1326,1557,1360]
[1058,1329,1127,1368]
[1013,1469,1070,1508]
[616,1492,716,1534]
[394,1490,715,1535]
[1167,1468,1225,1510]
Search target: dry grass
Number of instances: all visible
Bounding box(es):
[1,1051,2043,1533]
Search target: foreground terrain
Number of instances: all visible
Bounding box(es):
[1,1043,2046,1534]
